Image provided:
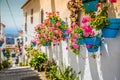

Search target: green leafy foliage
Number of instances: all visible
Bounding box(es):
[2,60,11,68]
[0,63,3,70]
[45,60,81,80]
[29,52,47,71]
[91,16,110,30]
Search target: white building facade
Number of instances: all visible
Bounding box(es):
[21,0,120,80]
[0,23,6,62]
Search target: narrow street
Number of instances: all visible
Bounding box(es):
[0,66,41,80]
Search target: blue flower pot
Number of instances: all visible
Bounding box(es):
[87,47,99,52]
[77,39,84,45]
[63,30,69,39]
[102,18,120,38]
[2,51,7,57]
[84,37,101,45]
[0,42,3,47]
[85,37,101,52]
[44,42,50,46]
[32,42,36,47]
[83,0,99,11]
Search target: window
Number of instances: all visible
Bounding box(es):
[25,12,27,22]
[25,12,27,33]
[41,9,44,23]
[31,9,33,24]
[25,23,27,32]
[25,37,27,42]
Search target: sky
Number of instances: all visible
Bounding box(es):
[0,0,27,35]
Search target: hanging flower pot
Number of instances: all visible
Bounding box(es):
[2,48,7,57]
[86,44,99,52]
[102,18,120,38]
[32,42,36,47]
[84,37,101,52]
[44,42,51,46]
[83,0,99,11]
[0,38,4,47]
[84,37,101,45]
[63,30,69,39]
[31,39,37,47]
[0,42,3,47]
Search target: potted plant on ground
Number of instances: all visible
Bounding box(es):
[29,52,47,72]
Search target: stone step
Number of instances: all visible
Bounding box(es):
[0,69,34,74]
[0,74,40,80]
[0,70,37,76]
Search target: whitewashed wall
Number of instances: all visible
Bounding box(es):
[40,31,120,80]
[22,0,120,80]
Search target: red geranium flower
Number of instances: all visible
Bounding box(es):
[109,0,117,3]
[96,3,101,8]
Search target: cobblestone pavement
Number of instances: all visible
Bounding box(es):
[0,66,41,80]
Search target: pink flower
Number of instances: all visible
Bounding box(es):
[84,26,92,33]
[74,33,79,38]
[72,22,79,28]
[48,27,54,31]
[96,3,101,8]
[72,44,79,49]
[66,27,72,34]
[52,36,57,39]
[36,41,40,45]
[109,0,117,3]
[56,21,61,26]
[81,15,90,23]
[71,38,76,42]
[91,31,95,37]
[83,32,89,37]
[86,45,92,48]
[66,47,68,50]
[54,30,59,34]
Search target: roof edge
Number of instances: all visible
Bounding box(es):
[0,23,5,27]
[21,0,31,9]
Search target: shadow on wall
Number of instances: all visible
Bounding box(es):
[108,3,117,18]
[100,32,120,80]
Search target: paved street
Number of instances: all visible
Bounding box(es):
[0,66,41,80]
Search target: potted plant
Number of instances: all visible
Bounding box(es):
[31,39,36,47]
[83,0,99,11]
[90,0,120,38]
[29,52,47,72]
[34,12,69,47]
[70,23,84,45]
[81,15,101,52]
[2,48,6,57]
[0,38,4,47]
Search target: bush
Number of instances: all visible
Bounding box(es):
[19,62,23,66]
[29,52,47,72]
[45,60,81,80]
[2,60,10,68]
[0,62,3,70]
